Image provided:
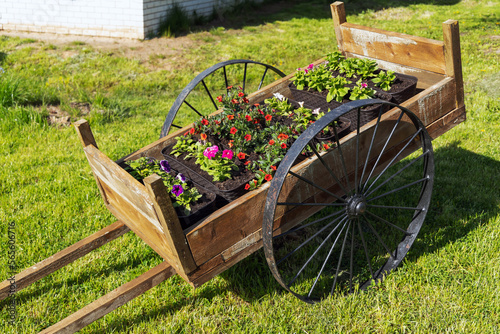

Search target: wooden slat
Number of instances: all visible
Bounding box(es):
[0,221,129,301]
[331,2,347,54]
[144,174,197,276]
[443,19,465,109]
[339,22,446,74]
[427,105,466,140]
[38,262,176,334]
[344,52,446,90]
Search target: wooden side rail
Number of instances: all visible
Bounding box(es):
[0,221,130,301]
[39,262,176,334]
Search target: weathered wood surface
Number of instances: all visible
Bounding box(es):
[144,174,197,276]
[338,22,446,74]
[443,19,465,109]
[0,221,129,301]
[38,262,176,334]
[83,145,191,276]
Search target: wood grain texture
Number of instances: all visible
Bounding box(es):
[340,22,446,74]
[0,221,129,301]
[331,2,347,54]
[443,19,465,109]
[38,262,176,334]
[144,174,197,276]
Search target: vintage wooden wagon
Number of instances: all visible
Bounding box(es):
[1,2,465,333]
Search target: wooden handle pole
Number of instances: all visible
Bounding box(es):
[331,2,347,53]
[443,19,465,109]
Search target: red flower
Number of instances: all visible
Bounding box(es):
[217,96,223,102]
[238,92,245,97]
[253,180,257,186]
[278,133,289,141]
[200,133,207,141]
[244,161,250,165]
[271,165,277,171]
[281,143,287,149]
[269,139,275,145]
[258,109,264,115]
[227,85,233,89]
[265,114,272,121]
[253,119,259,124]
[184,131,189,136]
[245,115,252,122]
[323,144,330,150]
[245,183,251,190]
[228,140,234,148]
[190,128,195,134]
[201,119,209,126]
[244,134,252,141]
[230,127,238,134]
[231,99,239,104]
[237,152,246,160]
[253,103,260,107]
[243,97,249,103]
[227,115,234,120]
[215,120,220,125]
[265,174,273,182]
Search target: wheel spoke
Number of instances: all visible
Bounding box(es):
[242,62,248,92]
[365,210,412,235]
[308,144,350,198]
[276,202,346,207]
[362,110,405,192]
[277,214,347,266]
[223,66,229,91]
[288,170,347,203]
[357,218,374,279]
[332,122,353,195]
[367,176,429,202]
[363,128,423,195]
[367,204,422,211]
[361,216,395,261]
[201,79,218,111]
[273,209,346,240]
[170,124,182,129]
[359,109,384,190]
[258,67,269,90]
[364,150,429,198]
[183,100,204,117]
[349,222,355,292]
[355,108,360,194]
[305,219,349,297]
[331,220,351,294]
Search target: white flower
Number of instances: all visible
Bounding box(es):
[298,101,304,108]
[312,108,321,115]
[273,92,285,101]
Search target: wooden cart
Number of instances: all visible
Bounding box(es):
[1,2,465,332]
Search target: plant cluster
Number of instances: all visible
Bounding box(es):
[173,87,334,191]
[125,157,202,215]
[291,52,397,103]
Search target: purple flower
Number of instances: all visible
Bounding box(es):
[203,145,219,159]
[221,149,233,160]
[172,184,184,197]
[160,160,171,172]
[176,173,186,183]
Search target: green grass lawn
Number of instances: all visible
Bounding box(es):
[1,0,499,332]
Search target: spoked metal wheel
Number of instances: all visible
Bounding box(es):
[160,59,286,138]
[263,99,434,303]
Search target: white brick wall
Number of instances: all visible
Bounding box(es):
[0,0,263,39]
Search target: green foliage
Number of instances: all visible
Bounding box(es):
[157,4,192,37]
[326,76,351,102]
[372,70,396,91]
[349,80,376,100]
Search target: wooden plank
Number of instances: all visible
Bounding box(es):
[443,19,465,109]
[344,52,446,90]
[38,262,176,334]
[339,22,446,74]
[0,221,129,301]
[144,174,197,275]
[331,2,347,54]
[427,105,466,140]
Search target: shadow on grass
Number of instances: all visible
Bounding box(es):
[162,0,463,38]
[7,141,498,332]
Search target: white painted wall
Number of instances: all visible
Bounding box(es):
[0,0,261,39]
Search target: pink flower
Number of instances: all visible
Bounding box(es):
[361,83,368,88]
[307,64,314,70]
[203,145,219,159]
[222,149,233,160]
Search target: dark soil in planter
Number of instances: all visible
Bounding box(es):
[367,73,418,104]
[314,116,351,143]
[176,190,217,230]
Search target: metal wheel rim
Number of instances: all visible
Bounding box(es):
[262,99,434,303]
[160,59,286,138]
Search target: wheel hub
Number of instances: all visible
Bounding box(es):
[347,195,367,218]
